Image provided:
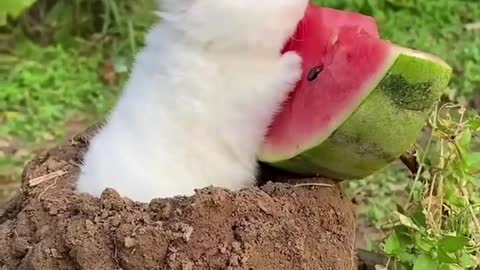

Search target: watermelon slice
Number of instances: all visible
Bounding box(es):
[258,4,452,179]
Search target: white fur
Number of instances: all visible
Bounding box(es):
[76,0,308,202]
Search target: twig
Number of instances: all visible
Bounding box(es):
[406,103,439,208]
[461,187,480,241]
[38,177,59,201]
[294,183,334,188]
[28,170,67,187]
[465,22,480,31]
[426,173,437,215]
[436,140,445,231]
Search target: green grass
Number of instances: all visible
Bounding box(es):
[1,42,116,142]
[345,164,409,226]
[1,0,158,143]
[0,41,120,204]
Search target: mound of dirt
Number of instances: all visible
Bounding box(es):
[0,128,356,270]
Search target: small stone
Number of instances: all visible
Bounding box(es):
[124,237,136,248]
[85,220,94,232]
[45,158,64,171]
[182,225,193,242]
[229,255,241,266]
[49,248,62,258]
[12,238,30,258]
[231,241,242,253]
[182,261,194,270]
[219,244,227,254]
[110,215,121,227]
[48,208,59,216]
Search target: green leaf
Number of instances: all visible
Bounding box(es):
[398,252,416,265]
[413,254,439,270]
[443,181,466,208]
[459,252,477,268]
[439,264,464,270]
[415,234,434,252]
[466,152,480,172]
[394,212,420,231]
[367,205,386,224]
[412,210,427,228]
[438,236,469,253]
[457,129,472,154]
[0,12,5,25]
[468,116,480,132]
[384,232,401,255]
[384,227,414,261]
[437,248,456,264]
[0,0,36,18]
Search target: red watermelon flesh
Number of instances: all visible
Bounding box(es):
[260,4,399,161]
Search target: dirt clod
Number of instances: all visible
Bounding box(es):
[0,128,356,270]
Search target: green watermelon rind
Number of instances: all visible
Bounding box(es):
[260,50,452,179]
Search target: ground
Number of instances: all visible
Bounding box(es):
[0,129,356,270]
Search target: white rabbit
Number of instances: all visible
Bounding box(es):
[76,0,308,202]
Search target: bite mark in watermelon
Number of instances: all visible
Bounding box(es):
[258,4,452,179]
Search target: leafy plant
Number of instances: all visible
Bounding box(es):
[15,0,157,58]
[0,42,119,142]
[0,0,37,25]
[380,104,480,270]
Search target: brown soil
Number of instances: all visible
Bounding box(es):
[0,115,91,206]
[0,127,356,270]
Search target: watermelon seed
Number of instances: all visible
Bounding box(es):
[307,65,324,81]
